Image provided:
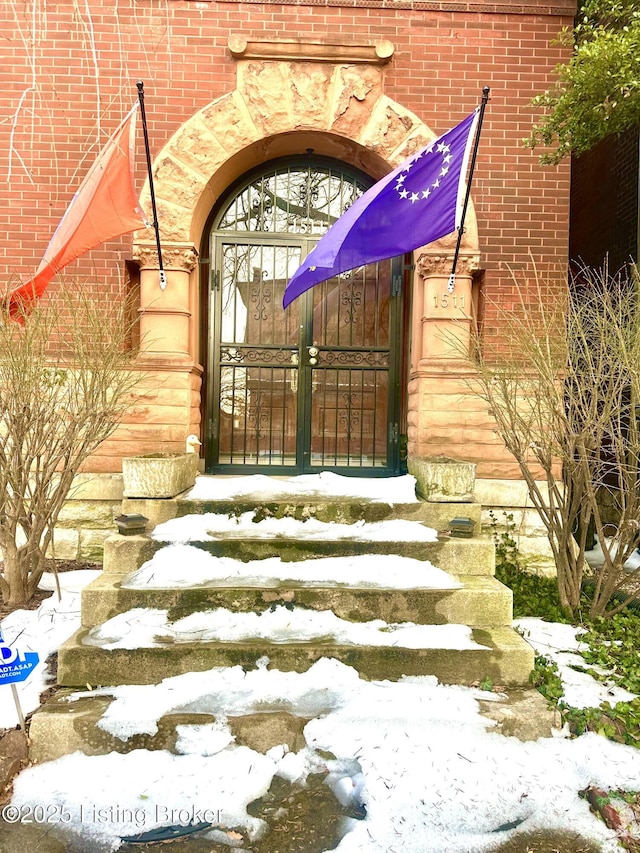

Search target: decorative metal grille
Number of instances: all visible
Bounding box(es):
[217,164,367,236]
[208,157,402,474]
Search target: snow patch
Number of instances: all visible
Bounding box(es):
[121,549,459,590]
[151,512,438,544]
[515,617,638,708]
[82,606,488,652]
[186,472,419,504]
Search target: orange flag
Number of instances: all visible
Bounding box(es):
[7,104,147,320]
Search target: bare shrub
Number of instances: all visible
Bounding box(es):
[0,281,142,605]
[468,262,640,618]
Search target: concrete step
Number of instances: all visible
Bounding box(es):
[109,497,494,577]
[28,678,555,767]
[28,692,310,764]
[177,498,483,530]
[80,572,513,630]
[122,495,483,532]
[162,537,495,575]
[57,622,533,688]
[103,533,495,577]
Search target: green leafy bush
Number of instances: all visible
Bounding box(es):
[491,511,573,622]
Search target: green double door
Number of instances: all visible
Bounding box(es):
[204,237,405,475]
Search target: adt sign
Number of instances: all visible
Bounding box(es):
[0,630,39,685]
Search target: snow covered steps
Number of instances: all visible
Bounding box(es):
[103,508,495,576]
[57,563,533,687]
[78,567,513,630]
[58,617,531,687]
[123,473,483,529]
[56,487,534,688]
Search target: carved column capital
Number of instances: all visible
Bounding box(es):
[134,242,199,273]
[416,252,481,279]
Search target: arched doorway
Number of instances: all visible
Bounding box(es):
[201,155,408,475]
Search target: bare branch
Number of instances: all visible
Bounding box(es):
[455,261,640,618]
[0,278,143,605]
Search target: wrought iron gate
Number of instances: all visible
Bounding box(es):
[203,158,405,475]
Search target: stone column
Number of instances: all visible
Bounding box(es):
[134,242,198,365]
[408,250,480,462]
[415,252,480,364]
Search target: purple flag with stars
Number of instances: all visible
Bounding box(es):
[282,109,479,308]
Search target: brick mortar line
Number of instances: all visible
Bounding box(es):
[208,0,574,15]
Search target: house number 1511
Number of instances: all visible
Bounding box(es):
[434,294,465,308]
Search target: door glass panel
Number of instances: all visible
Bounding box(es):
[217,243,301,466]
[309,262,392,468]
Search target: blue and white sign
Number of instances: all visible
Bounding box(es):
[0,630,39,685]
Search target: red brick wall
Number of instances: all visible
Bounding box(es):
[0,0,575,471]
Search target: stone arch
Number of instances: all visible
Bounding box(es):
[134,61,479,257]
[131,60,481,466]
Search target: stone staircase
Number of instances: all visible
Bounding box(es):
[55,485,533,688]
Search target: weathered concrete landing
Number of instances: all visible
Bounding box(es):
[28,684,557,767]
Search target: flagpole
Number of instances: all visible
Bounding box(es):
[447,86,490,294]
[136,81,167,291]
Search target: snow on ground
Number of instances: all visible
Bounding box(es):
[585,537,640,573]
[122,549,461,590]
[11,747,275,852]
[301,689,640,853]
[82,606,488,651]
[186,471,420,504]
[0,570,101,728]
[38,571,103,594]
[7,655,640,853]
[515,617,638,709]
[1,557,640,851]
[152,512,438,543]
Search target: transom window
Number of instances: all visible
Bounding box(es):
[216,160,370,235]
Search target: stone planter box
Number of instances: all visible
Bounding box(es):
[122,453,198,499]
[408,456,476,502]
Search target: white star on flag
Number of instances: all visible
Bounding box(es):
[394,140,457,206]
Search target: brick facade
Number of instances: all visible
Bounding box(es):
[1,0,574,478]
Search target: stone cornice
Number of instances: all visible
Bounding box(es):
[134,243,198,272]
[416,253,481,278]
[228,35,395,64]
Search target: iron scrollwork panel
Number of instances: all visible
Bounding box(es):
[219,365,298,466]
[217,165,367,236]
[315,349,389,368]
[220,346,299,366]
[309,368,389,468]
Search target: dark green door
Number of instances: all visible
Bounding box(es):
[203,158,405,475]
